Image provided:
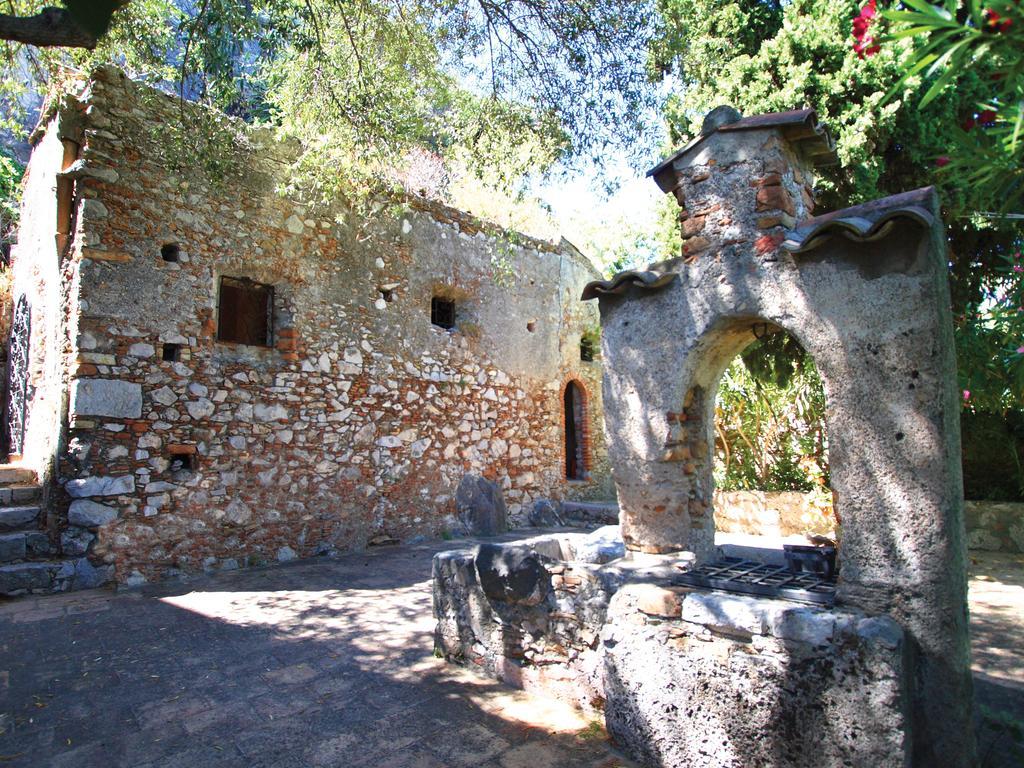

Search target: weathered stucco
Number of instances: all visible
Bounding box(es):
[433,532,910,767]
[8,66,612,588]
[587,115,973,766]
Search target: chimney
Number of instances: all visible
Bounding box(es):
[648,107,837,262]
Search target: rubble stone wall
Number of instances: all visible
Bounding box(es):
[964,500,1024,553]
[15,66,611,585]
[433,537,910,768]
[713,489,835,538]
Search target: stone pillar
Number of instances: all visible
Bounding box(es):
[599,110,820,558]
[590,108,975,765]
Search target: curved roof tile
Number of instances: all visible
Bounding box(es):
[581,270,678,301]
[783,187,938,254]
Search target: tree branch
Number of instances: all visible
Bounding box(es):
[0,7,98,48]
[0,1,130,49]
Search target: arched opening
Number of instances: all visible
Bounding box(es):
[712,328,837,571]
[564,380,587,480]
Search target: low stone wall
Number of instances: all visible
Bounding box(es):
[433,533,910,767]
[603,585,908,768]
[965,501,1024,553]
[713,490,835,538]
[432,530,627,712]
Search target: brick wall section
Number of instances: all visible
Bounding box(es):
[18,66,612,586]
[559,377,596,481]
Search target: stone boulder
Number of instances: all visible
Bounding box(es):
[528,498,563,527]
[455,474,507,537]
[475,542,552,606]
[571,525,625,564]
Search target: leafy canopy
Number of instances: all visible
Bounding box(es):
[2,0,660,210]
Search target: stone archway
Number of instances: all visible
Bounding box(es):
[584,110,974,766]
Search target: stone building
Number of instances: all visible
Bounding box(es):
[0,65,610,593]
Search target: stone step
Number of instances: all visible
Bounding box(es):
[0,484,41,505]
[0,557,112,596]
[0,530,51,563]
[0,560,65,595]
[0,466,37,486]
[0,506,41,531]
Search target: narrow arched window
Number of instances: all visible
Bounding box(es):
[564,381,586,480]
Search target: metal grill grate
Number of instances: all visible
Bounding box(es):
[674,557,838,605]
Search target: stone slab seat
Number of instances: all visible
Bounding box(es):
[0,530,50,563]
[0,506,40,531]
[0,466,37,485]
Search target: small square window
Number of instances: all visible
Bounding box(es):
[162,343,181,362]
[431,297,455,330]
[161,243,180,262]
[168,452,196,473]
[217,276,273,347]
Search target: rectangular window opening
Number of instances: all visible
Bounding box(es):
[431,296,455,330]
[162,343,181,362]
[217,276,274,347]
[580,336,596,362]
[169,453,196,472]
[161,243,180,263]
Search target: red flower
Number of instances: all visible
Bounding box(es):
[983,8,1013,32]
[962,117,976,131]
[978,109,998,126]
[935,156,951,167]
[852,0,881,58]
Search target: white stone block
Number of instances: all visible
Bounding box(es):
[71,379,142,419]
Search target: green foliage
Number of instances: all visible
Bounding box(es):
[957,247,1024,411]
[714,334,829,492]
[878,0,1023,213]
[2,1,659,217]
[961,410,1024,500]
[652,0,1023,416]
[0,149,24,243]
[654,0,991,214]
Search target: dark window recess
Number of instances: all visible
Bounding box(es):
[379,287,395,302]
[580,336,596,362]
[162,343,181,362]
[431,297,455,330]
[565,381,585,480]
[217,277,274,346]
[168,452,196,473]
[161,243,180,262]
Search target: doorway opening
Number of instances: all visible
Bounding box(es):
[712,329,837,567]
[564,380,587,480]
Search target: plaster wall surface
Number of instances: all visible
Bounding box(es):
[12,66,611,587]
[8,115,73,488]
[594,126,972,765]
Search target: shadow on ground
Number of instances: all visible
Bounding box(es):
[0,533,1021,767]
[0,535,634,768]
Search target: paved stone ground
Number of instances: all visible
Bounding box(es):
[0,533,1020,767]
[968,551,1024,768]
[0,534,636,768]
